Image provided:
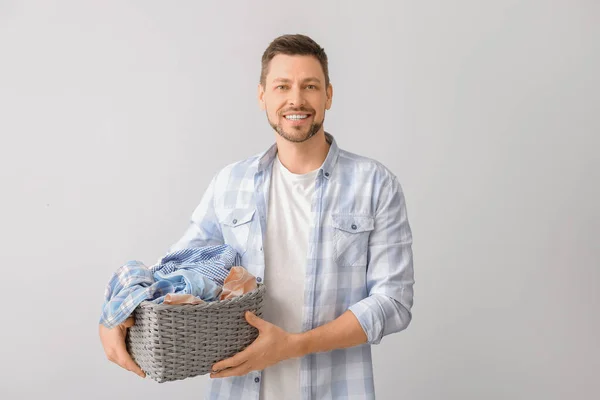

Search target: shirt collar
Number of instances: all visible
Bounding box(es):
[257,132,340,180]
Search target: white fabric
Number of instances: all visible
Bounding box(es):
[260,155,318,400]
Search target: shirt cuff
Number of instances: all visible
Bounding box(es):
[348,293,411,345]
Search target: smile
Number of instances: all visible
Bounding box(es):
[284,114,310,120]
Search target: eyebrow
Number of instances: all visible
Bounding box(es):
[272,77,322,84]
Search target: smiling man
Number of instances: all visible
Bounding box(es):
[99,34,414,400]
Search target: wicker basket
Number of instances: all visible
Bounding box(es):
[126,283,265,383]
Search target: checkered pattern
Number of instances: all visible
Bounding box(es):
[100,245,239,329]
[151,246,242,286]
[167,133,414,400]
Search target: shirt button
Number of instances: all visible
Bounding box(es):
[256,277,262,283]
[254,377,260,383]
[351,224,357,230]
[232,219,238,224]
[325,172,330,177]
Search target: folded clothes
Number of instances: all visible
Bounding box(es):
[220,266,258,301]
[100,245,240,329]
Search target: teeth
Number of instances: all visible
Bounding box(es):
[285,114,308,120]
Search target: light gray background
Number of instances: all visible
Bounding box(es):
[0,1,598,399]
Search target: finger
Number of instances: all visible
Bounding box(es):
[212,348,251,372]
[245,311,266,330]
[122,357,146,378]
[121,317,135,329]
[210,361,252,378]
[114,334,145,378]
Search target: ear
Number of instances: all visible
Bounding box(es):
[258,83,266,111]
[325,83,333,110]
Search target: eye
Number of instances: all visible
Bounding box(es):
[276,85,288,90]
[306,85,317,90]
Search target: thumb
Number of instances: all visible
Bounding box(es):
[121,317,135,329]
[245,311,266,329]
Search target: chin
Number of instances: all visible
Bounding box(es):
[278,130,313,143]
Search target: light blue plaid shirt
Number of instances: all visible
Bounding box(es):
[167,133,414,400]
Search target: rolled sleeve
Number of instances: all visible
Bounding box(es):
[349,294,412,344]
[349,176,415,344]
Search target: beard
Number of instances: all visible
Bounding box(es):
[267,111,325,143]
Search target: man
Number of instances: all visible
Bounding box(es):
[100,34,415,400]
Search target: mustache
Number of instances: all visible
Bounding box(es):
[279,107,313,115]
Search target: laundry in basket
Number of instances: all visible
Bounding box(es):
[100,245,265,382]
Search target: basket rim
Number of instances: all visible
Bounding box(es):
[136,282,265,311]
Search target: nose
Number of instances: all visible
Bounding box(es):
[288,86,305,107]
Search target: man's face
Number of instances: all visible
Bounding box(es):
[259,54,333,143]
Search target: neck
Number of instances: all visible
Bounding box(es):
[275,129,330,174]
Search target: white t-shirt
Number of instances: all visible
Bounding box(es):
[260,155,318,400]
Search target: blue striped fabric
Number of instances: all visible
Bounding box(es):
[151,246,242,286]
[167,133,415,400]
[100,245,240,329]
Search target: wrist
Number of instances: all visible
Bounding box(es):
[287,332,311,359]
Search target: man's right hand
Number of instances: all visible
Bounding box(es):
[99,317,146,378]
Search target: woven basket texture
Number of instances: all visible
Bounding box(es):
[126,283,265,383]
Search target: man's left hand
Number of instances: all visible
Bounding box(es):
[210,311,301,378]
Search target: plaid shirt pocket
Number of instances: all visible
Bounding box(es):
[331,213,375,267]
[218,208,256,258]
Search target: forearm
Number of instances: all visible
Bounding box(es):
[288,292,412,358]
[291,310,367,357]
[348,293,412,344]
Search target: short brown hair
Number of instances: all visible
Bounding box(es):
[260,34,330,88]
